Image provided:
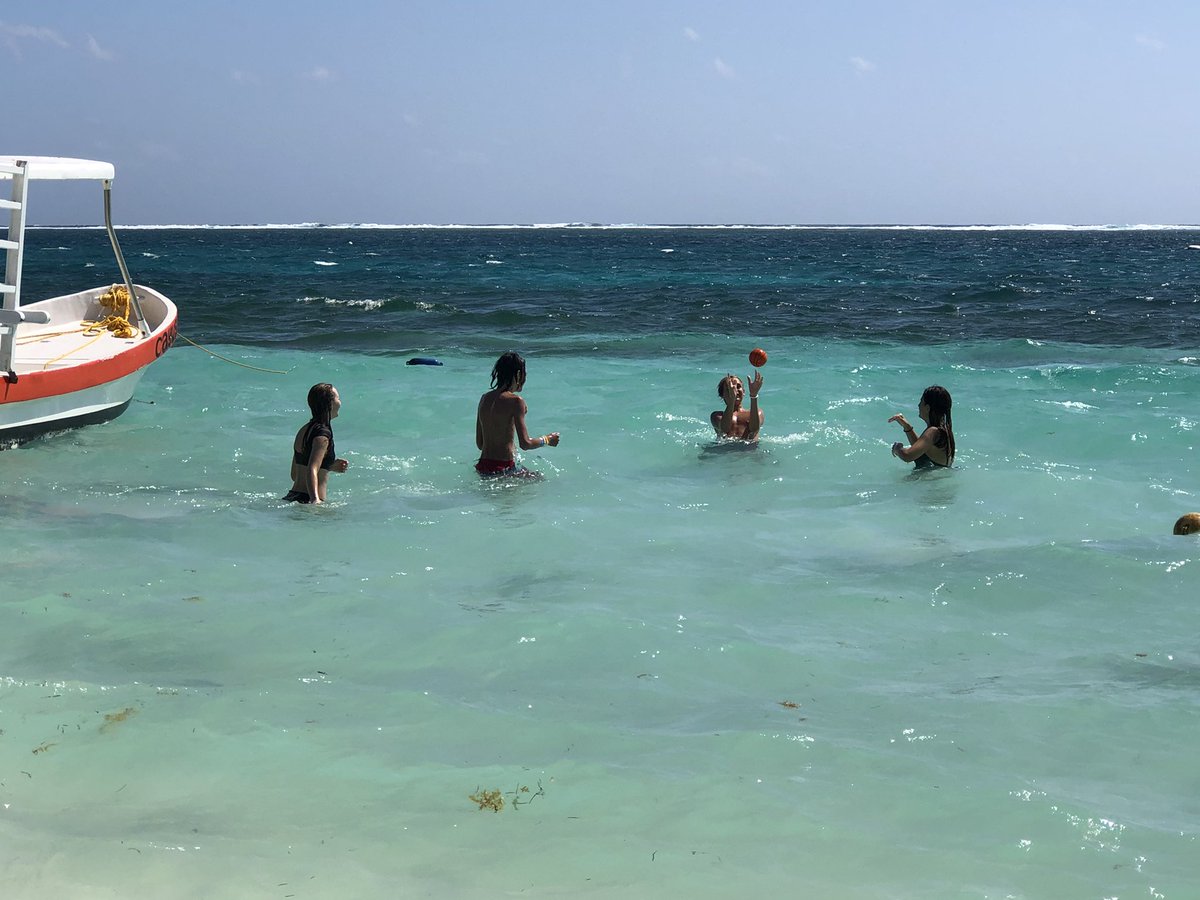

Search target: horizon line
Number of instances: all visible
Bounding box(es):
[23,222,1200,231]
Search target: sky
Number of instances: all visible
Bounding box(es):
[4,1,1199,225]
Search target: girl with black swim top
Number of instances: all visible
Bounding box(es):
[283,382,349,504]
[888,385,955,469]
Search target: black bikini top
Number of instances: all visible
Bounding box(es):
[294,422,336,470]
[913,427,950,468]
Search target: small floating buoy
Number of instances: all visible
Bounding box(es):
[406,357,443,366]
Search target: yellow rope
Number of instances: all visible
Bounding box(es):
[176,333,292,375]
[42,331,109,369]
[22,285,140,369]
[16,328,86,343]
[84,285,140,339]
[15,284,290,375]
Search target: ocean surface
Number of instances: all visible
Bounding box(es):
[2,226,1199,898]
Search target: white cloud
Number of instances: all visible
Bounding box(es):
[1135,34,1166,51]
[86,34,114,61]
[0,22,68,45]
[231,69,261,85]
[306,66,333,81]
[714,57,735,79]
[683,27,700,42]
[402,113,420,128]
[849,56,875,73]
[0,22,69,58]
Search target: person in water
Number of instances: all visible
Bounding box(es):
[475,351,560,477]
[711,371,764,440]
[1174,513,1200,535]
[889,385,955,469]
[283,382,349,503]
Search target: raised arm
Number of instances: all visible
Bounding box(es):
[743,371,764,440]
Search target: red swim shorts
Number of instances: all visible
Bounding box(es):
[475,458,518,475]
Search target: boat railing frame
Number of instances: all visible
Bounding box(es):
[1,161,151,375]
[103,180,150,338]
[0,158,29,373]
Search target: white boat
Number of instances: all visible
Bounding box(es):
[0,156,178,446]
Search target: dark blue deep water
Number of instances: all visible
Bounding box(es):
[20,226,1200,352]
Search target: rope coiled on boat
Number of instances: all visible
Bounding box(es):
[83,285,139,339]
[13,284,141,369]
[17,286,291,374]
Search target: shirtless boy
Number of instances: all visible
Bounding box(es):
[711,370,764,441]
[475,351,560,476]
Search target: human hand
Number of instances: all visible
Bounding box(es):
[545,432,560,447]
[748,370,763,399]
[333,458,349,473]
[888,414,911,431]
[891,441,904,458]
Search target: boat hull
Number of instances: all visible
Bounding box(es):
[0,382,136,444]
[0,285,177,446]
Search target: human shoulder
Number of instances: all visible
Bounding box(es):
[297,420,331,440]
[479,388,523,412]
[479,388,507,407]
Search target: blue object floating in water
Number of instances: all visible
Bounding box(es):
[406,357,443,366]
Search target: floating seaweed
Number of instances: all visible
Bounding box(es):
[100,707,138,733]
[469,788,504,812]
[468,780,548,813]
[509,780,545,809]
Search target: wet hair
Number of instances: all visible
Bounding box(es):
[1174,512,1200,535]
[921,385,955,463]
[491,351,526,391]
[307,382,337,425]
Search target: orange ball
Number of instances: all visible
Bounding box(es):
[749,347,768,368]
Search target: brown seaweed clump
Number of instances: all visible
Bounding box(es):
[100,707,138,733]
[469,788,504,812]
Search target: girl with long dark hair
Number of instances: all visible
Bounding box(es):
[283,382,349,503]
[475,351,560,476]
[889,385,955,469]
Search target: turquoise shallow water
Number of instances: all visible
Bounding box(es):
[2,332,1199,898]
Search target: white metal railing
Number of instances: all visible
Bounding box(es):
[0,159,29,372]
